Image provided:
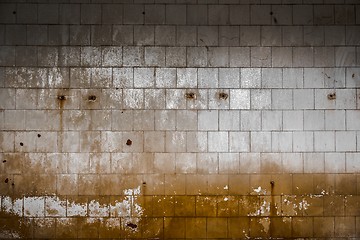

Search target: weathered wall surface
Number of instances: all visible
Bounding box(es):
[0,0,360,238]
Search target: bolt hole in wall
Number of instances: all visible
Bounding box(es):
[327,92,336,100]
[57,95,66,101]
[88,95,97,102]
[219,92,228,100]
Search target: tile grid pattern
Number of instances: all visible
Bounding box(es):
[0,1,360,239]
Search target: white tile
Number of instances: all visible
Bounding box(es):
[155,110,176,130]
[272,132,292,152]
[262,111,282,131]
[208,132,228,152]
[293,132,314,152]
[283,110,303,130]
[219,68,240,88]
[314,131,335,152]
[241,68,261,88]
[166,131,186,153]
[229,131,250,153]
[219,153,239,174]
[346,110,360,130]
[304,110,325,130]
[177,68,197,88]
[251,132,271,152]
[198,68,218,88]
[304,68,324,88]
[261,68,282,88]
[230,89,250,110]
[304,153,324,173]
[345,153,360,173]
[240,111,261,131]
[315,89,336,110]
[336,131,356,152]
[239,153,260,173]
[186,132,207,153]
[325,110,345,130]
[282,153,303,173]
[155,68,176,88]
[134,68,155,88]
[293,89,314,110]
[325,153,345,173]
[219,110,240,131]
[198,110,218,131]
[165,89,186,109]
[251,89,271,110]
[272,89,293,110]
[336,89,357,109]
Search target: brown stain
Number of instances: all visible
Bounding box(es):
[269,180,275,237]
[57,92,65,153]
[0,211,32,238]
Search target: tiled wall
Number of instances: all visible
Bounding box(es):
[0,0,360,239]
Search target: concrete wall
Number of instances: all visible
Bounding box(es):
[0,0,359,238]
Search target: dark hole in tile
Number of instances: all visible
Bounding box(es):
[352,73,355,78]
[5,178,8,183]
[88,95,97,102]
[37,134,41,138]
[126,222,137,229]
[2,160,6,163]
[57,95,66,101]
[13,11,16,14]
[185,92,196,99]
[327,93,336,100]
[270,11,273,15]
[219,92,228,100]
[20,142,24,146]
[126,139,132,146]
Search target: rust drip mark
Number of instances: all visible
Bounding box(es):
[219,92,228,100]
[19,142,24,146]
[5,178,8,183]
[185,92,196,100]
[269,180,276,237]
[88,95,97,102]
[327,92,336,100]
[126,222,137,229]
[126,139,132,146]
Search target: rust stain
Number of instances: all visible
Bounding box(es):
[327,92,336,100]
